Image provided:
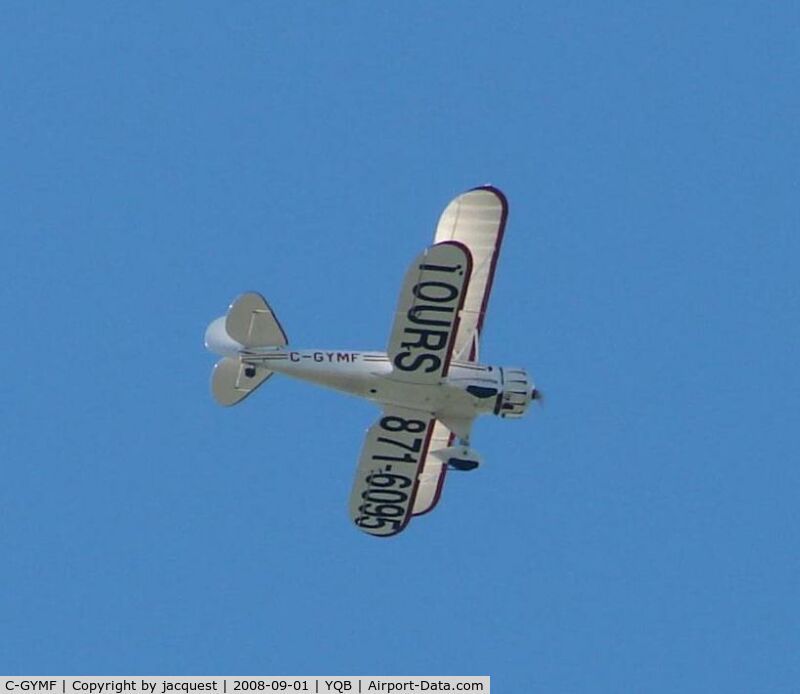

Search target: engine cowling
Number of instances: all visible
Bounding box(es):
[495,367,534,418]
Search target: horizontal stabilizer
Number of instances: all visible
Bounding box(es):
[211,357,273,406]
[226,292,288,348]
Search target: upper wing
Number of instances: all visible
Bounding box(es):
[386,241,472,385]
[433,186,508,362]
[409,187,509,517]
[349,406,436,537]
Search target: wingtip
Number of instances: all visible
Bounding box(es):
[469,184,507,205]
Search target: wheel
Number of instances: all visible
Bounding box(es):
[447,457,480,472]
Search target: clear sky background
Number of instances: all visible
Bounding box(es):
[2,3,798,691]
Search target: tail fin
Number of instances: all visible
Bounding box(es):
[205,292,287,406]
[212,357,273,406]
[226,292,288,348]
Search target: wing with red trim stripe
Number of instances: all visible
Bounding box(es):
[386,241,472,385]
[433,186,508,362]
[349,406,436,537]
[411,419,454,516]
[410,188,508,518]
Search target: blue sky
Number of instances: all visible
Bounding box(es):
[2,2,798,690]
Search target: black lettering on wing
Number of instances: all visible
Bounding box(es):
[393,352,441,373]
[400,327,450,352]
[419,262,462,274]
[407,304,454,327]
[413,281,459,303]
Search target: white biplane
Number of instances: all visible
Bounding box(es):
[205,186,539,537]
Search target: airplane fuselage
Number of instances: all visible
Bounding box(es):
[238,347,531,424]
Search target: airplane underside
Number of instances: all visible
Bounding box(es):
[204,186,538,536]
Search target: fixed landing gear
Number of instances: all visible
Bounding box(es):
[443,438,482,472]
[448,457,480,472]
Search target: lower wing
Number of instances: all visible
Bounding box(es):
[411,419,454,516]
[349,406,436,537]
